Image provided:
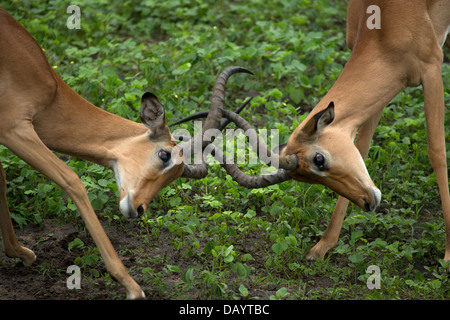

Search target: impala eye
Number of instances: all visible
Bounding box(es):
[158,150,171,163]
[313,153,325,171]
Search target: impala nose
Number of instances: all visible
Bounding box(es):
[364,187,381,212]
[137,205,145,217]
[119,195,144,219]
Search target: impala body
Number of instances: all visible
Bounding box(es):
[0,9,251,299]
[279,0,450,263]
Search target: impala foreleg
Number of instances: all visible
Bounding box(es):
[307,110,383,260]
[422,63,450,265]
[0,160,36,266]
[2,123,145,299]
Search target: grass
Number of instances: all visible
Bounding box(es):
[1,0,449,299]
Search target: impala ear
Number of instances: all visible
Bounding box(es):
[316,101,334,131]
[140,92,167,137]
[300,101,335,138]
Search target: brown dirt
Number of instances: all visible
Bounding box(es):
[0,218,180,300]
[0,217,335,300]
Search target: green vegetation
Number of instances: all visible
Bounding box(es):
[1,0,449,299]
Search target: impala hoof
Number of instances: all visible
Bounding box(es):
[6,246,36,267]
[127,289,146,300]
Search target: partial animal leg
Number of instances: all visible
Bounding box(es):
[0,159,36,265]
[2,122,145,299]
[422,62,450,265]
[307,110,383,260]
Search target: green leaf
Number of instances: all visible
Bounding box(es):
[285,234,297,245]
[231,262,250,279]
[348,252,365,264]
[166,264,180,273]
[98,179,109,187]
[299,75,311,88]
[68,238,85,251]
[90,269,100,278]
[224,245,234,256]
[429,279,442,289]
[83,254,100,266]
[244,209,256,219]
[239,284,249,297]
[169,197,182,207]
[268,88,283,99]
[182,267,195,283]
[67,203,78,211]
[172,62,192,75]
[224,254,234,263]
[124,93,137,101]
[272,243,288,255]
[271,287,288,300]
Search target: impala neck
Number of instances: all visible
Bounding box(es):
[32,74,148,168]
[309,51,407,138]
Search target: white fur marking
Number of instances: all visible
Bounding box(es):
[111,161,123,190]
[442,25,450,47]
[119,194,130,217]
[372,187,382,207]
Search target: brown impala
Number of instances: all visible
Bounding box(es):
[219,0,450,267]
[0,9,300,299]
[286,0,450,264]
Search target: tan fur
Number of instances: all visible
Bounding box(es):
[282,0,450,263]
[0,9,184,299]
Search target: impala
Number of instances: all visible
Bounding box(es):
[0,9,258,299]
[207,0,450,266]
[288,0,450,263]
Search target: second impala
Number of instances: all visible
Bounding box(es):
[217,0,450,267]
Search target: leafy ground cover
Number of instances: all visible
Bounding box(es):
[0,0,449,300]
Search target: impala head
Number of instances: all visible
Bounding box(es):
[113,92,185,219]
[281,101,381,212]
[113,67,254,219]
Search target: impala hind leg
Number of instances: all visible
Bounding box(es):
[422,63,450,265]
[0,160,36,266]
[307,110,383,260]
[3,123,145,299]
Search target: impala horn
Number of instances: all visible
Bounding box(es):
[179,66,298,187]
[213,109,298,188]
[180,67,253,179]
[170,97,253,141]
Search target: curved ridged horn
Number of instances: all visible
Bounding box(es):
[211,109,298,188]
[202,66,254,146]
[181,67,253,179]
[221,109,298,171]
[169,97,252,131]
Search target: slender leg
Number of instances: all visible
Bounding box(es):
[307,110,383,260]
[0,160,36,266]
[2,123,145,299]
[306,196,349,260]
[422,63,450,265]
